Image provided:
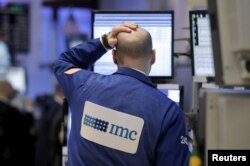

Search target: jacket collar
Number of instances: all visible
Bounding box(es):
[113,67,155,88]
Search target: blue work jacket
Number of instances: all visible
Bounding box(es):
[54,38,190,166]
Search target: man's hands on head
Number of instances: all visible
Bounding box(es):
[107,22,138,48]
[64,23,138,75]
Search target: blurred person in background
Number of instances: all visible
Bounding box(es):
[0,80,35,166]
[35,84,64,166]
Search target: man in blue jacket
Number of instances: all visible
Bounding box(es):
[54,23,189,166]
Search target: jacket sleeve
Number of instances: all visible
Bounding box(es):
[156,104,190,166]
[53,38,107,101]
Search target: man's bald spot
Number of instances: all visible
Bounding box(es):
[116,27,152,58]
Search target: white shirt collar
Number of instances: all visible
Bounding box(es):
[130,67,148,76]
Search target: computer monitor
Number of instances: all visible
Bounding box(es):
[0,3,30,53]
[189,10,215,78]
[208,0,250,86]
[0,67,27,94]
[157,84,184,109]
[92,11,174,80]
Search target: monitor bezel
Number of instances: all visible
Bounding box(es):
[189,10,215,81]
[92,10,174,82]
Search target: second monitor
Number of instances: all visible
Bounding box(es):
[157,84,184,110]
[92,11,174,80]
[189,11,215,78]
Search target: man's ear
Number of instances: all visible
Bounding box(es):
[112,49,118,64]
[150,49,156,65]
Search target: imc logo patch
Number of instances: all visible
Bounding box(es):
[83,114,138,141]
[81,101,144,154]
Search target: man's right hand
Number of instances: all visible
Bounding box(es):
[107,22,138,48]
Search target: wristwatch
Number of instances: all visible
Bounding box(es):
[102,33,113,49]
